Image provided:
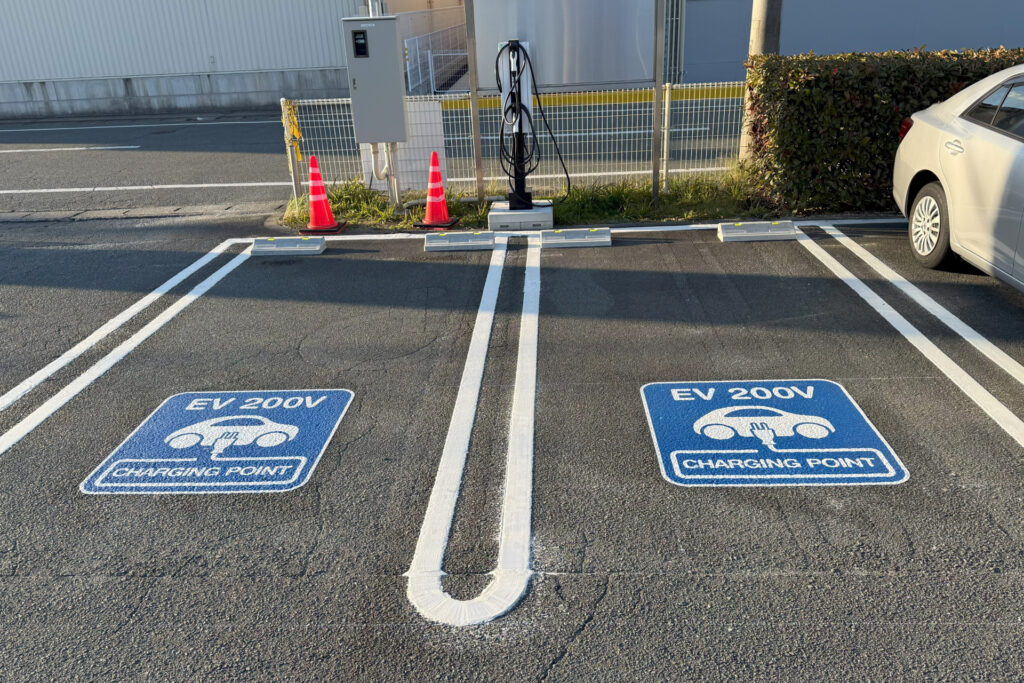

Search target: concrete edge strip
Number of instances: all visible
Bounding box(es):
[406,236,542,627]
[796,228,1024,449]
[0,250,252,457]
[0,239,247,413]
[822,224,1024,389]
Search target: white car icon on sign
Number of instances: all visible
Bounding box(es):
[165,415,299,450]
[693,406,834,441]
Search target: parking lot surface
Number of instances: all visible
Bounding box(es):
[1,218,1023,679]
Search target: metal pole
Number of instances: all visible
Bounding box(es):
[281,98,302,199]
[463,0,486,204]
[739,0,783,160]
[287,144,302,199]
[678,0,686,81]
[651,0,666,201]
[660,83,671,189]
[387,141,402,209]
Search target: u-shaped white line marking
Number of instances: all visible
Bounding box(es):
[405,235,540,627]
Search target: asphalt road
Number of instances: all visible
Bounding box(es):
[2,218,1024,678]
[0,98,740,213]
[0,113,289,212]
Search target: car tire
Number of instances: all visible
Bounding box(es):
[794,423,830,439]
[908,182,954,269]
[701,424,735,440]
[255,431,288,448]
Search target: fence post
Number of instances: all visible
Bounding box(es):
[651,0,667,201]
[428,49,436,94]
[287,144,302,199]
[280,98,302,199]
[660,83,672,189]
[463,0,486,204]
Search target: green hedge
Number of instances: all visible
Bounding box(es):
[745,47,1024,212]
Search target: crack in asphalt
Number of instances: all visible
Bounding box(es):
[537,575,610,682]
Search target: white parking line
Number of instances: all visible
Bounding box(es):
[406,236,540,627]
[0,182,292,195]
[0,239,246,413]
[0,146,141,154]
[797,229,1024,449]
[0,120,279,133]
[822,224,1024,389]
[0,249,252,457]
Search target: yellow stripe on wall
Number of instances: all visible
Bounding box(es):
[439,84,744,110]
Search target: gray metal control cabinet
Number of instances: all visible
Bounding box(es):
[341,15,407,143]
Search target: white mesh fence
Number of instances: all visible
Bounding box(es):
[283,81,744,196]
[404,25,467,95]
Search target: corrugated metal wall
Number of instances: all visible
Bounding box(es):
[1,0,363,82]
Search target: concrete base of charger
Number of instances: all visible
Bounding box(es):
[487,200,554,230]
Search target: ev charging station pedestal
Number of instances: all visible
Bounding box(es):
[487,39,562,232]
[487,200,553,230]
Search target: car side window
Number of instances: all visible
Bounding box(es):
[992,84,1024,138]
[963,85,1010,126]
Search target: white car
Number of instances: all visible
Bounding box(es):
[165,415,299,450]
[893,63,1024,290]
[693,406,834,441]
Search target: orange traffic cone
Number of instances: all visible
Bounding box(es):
[300,155,345,235]
[415,151,459,229]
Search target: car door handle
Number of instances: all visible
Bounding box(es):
[945,140,965,155]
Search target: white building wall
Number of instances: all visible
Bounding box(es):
[1,0,363,83]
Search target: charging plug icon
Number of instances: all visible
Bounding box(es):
[750,422,777,448]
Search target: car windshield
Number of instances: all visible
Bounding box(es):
[725,408,783,417]
[213,417,267,426]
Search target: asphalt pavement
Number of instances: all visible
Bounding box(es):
[0,113,288,212]
[2,218,1024,678]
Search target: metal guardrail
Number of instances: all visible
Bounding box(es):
[281,82,744,197]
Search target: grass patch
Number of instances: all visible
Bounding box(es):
[280,168,772,230]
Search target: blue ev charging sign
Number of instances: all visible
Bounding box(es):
[80,390,354,494]
[641,380,907,486]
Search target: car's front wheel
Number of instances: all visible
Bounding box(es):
[908,182,954,269]
[255,431,289,448]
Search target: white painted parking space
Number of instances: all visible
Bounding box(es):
[406,236,540,627]
[797,228,1024,448]
[0,182,294,195]
[0,145,140,153]
[5,220,1024,638]
[0,120,279,133]
[0,238,247,413]
[0,249,251,457]
[822,223,1024,388]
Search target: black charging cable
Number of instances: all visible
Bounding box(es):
[494,42,571,204]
